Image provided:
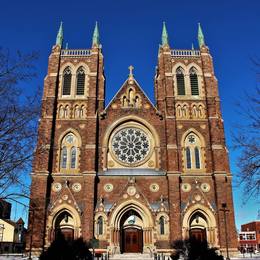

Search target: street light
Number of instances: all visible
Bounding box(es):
[220,203,230,260]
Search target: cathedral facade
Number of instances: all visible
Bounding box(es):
[28,22,238,256]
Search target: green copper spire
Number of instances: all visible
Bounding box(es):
[56,22,63,47]
[198,23,205,48]
[92,21,100,47]
[161,22,169,46]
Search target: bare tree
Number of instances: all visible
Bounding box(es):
[0,48,40,199]
[233,86,260,202]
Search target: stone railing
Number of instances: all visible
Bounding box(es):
[61,49,91,57]
[171,49,201,58]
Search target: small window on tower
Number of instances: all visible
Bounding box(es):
[190,68,199,95]
[59,132,80,172]
[176,67,185,95]
[159,216,165,235]
[76,67,85,95]
[195,147,200,169]
[186,147,191,169]
[183,132,204,171]
[97,216,103,235]
[61,147,67,168]
[62,67,72,95]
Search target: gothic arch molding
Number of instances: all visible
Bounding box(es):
[182,204,218,246]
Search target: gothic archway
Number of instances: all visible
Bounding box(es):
[54,211,75,241]
[189,211,207,242]
[109,199,154,253]
[120,209,143,253]
[182,205,218,247]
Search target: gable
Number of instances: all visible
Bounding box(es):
[105,77,157,113]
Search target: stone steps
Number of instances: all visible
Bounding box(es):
[110,253,153,260]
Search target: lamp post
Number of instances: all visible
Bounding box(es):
[220,203,230,260]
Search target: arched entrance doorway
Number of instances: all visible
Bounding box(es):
[120,210,143,253]
[54,211,75,241]
[109,200,154,254]
[189,212,207,241]
[182,206,218,247]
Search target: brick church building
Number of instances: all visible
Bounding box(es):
[28,22,238,256]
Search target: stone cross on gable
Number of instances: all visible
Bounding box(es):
[128,65,134,77]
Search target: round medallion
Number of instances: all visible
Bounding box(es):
[188,134,196,144]
[66,134,74,144]
[150,183,159,192]
[181,183,191,192]
[52,182,62,192]
[104,183,114,192]
[72,183,82,192]
[111,127,150,166]
[62,195,68,201]
[127,186,136,196]
[201,183,210,193]
[194,194,201,201]
[148,160,155,167]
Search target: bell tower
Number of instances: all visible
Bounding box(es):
[28,22,105,253]
[155,22,237,254]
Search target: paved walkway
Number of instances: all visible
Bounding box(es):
[0,253,259,260]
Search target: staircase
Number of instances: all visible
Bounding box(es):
[110,253,153,260]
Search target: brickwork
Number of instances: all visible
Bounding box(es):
[27,32,237,256]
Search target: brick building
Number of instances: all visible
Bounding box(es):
[27,22,237,256]
[239,221,260,252]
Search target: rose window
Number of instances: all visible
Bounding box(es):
[111,127,150,165]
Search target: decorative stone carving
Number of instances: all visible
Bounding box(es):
[72,183,82,192]
[181,183,191,192]
[52,182,62,192]
[201,183,210,193]
[104,183,114,192]
[150,183,159,192]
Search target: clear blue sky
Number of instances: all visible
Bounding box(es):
[0,0,259,229]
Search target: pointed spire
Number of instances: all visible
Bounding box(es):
[191,43,194,50]
[92,21,100,47]
[198,23,205,48]
[56,21,63,47]
[65,42,69,49]
[161,22,169,46]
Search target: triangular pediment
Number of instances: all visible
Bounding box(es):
[105,76,158,113]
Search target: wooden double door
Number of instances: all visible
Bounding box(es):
[122,227,143,253]
[190,228,206,242]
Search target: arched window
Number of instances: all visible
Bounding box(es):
[159,216,165,235]
[97,216,103,235]
[184,132,204,170]
[190,68,199,95]
[195,147,200,169]
[186,147,191,169]
[60,147,67,168]
[62,67,72,95]
[70,147,76,168]
[59,133,80,172]
[76,67,85,95]
[176,67,185,95]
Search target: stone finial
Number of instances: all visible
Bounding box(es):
[56,21,63,47]
[92,21,100,47]
[198,23,205,48]
[161,21,169,46]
